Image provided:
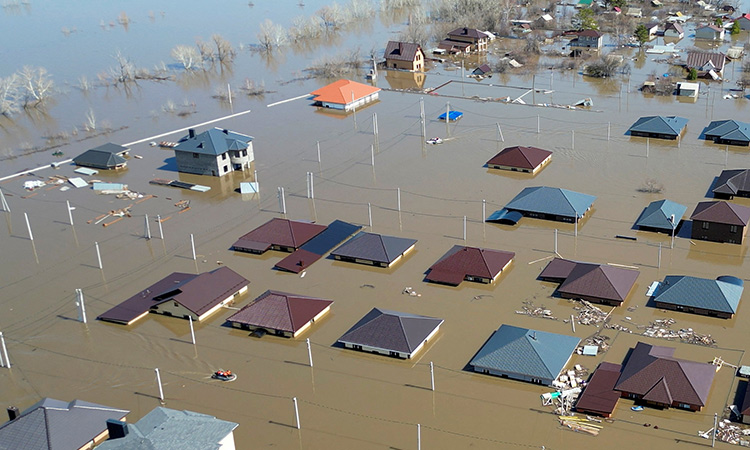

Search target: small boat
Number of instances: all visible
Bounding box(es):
[426,137,443,145]
[212,370,237,382]
[631,405,644,411]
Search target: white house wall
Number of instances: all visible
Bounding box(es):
[218,432,237,450]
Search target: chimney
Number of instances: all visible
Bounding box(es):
[106,419,129,439]
[7,406,19,421]
[398,42,403,54]
[188,128,195,139]
[223,129,229,135]
[463,27,468,34]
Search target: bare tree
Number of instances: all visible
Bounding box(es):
[18,66,54,107]
[171,45,201,70]
[212,34,236,62]
[0,74,20,116]
[258,19,288,50]
[110,50,136,83]
[84,108,96,131]
[196,39,214,62]
[399,21,431,48]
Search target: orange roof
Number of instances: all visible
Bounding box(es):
[310,79,380,105]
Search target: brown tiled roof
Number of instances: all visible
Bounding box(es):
[741,384,750,415]
[686,51,726,70]
[575,29,603,37]
[690,201,750,225]
[227,290,332,334]
[384,41,423,62]
[487,146,552,170]
[425,245,514,286]
[575,362,622,415]
[615,342,716,407]
[447,27,487,39]
[232,218,326,252]
[558,263,639,303]
[538,258,578,281]
[438,39,472,51]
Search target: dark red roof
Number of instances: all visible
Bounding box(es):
[690,201,750,226]
[227,290,332,334]
[558,263,639,303]
[538,258,578,281]
[426,246,514,286]
[384,41,423,62]
[575,362,622,416]
[486,146,552,170]
[447,27,487,39]
[232,218,326,252]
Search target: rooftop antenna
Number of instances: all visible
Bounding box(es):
[530,331,537,340]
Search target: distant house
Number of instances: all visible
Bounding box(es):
[635,199,687,233]
[676,81,699,98]
[384,41,425,71]
[331,231,417,268]
[702,120,750,147]
[337,308,443,359]
[614,342,716,411]
[97,266,249,325]
[232,218,327,254]
[96,407,238,450]
[575,362,623,418]
[644,22,659,38]
[690,200,750,244]
[472,63,492,76]
[0,398,128,450]
[73,143,129,170]
[651,275,744,318]
[736,13,750,30]
[489,186,595,225]
[694,24,725,40]
[625,7,642,17]
[627,115,688,140]
[227,290,333,338]
[486,146,552,174]
[438,27,489,53]
[686,51,726,77]
[173,128,254,177]
[310,79,381,112]
[663,22,684,38]
[425,245,515,286]
[568,29,604,49]
[470,325,580,386]
[713,169,750,199]
[538,258,639,306]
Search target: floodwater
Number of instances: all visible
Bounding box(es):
[2,1,750,449]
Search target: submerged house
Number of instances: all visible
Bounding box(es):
[694,24,725,40]
[310,79,380,112]
[567,29,604,49]
[470,325,580,386]
[97,267,249,325]
[702,120,750,147]
[614,342,716,411]
[173,127,254,177]
[634,199,686,233]
[627,116,688,140]
[538,258,639,306]
[690,200,750,244]
[686,51,726,78]
[663,22,684,38]
[712,169,750,199]
[384,41,425,71]
[574,362,623,418]
[232,218,327,254]
[486,146,552,174]
[274,220,361,273]
[0,398,129,450]
[96,407,238,450]
[425,245,515,286]
[73,143,129,170]
[226,290,333,338]
[331,231,417,268]
[438,27,489,53]
[651,275,744,319]
[337,308,443,359]
[489,186,595,225]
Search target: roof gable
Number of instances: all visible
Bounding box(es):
[447,27,487,39]
[635,199,686,230]
[337,308,443,354]
[426,246,514,285]
[690,201,750,225]
[642,377,673,404]
[166,267,249,316]
[73,149,127,168]
[713,169,750,195]
[309,79,381,105]
[506,186,596,218]
[558,263,639,302]
[486,146,552,169]
[233,218,327,251]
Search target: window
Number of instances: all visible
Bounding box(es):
[223,165,229,173]
[702,222,709,230]
[730,225,738,233]
[193,153,199,158]
[222,153,227,160]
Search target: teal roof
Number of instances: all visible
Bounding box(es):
[628,116,688,136]
[653,275,744,314]
[702,120,750,143]
[175,128,253,156]
[470,325,580,381]
[635,199,687,231]
[505,186,595,218]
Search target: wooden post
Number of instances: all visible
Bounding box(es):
[24,212,33,241]
[227,83,232,108]
[189,316,196,345]
[0,332,9,369]
[66,200,74,226]
[482,199,486,222]
[95,242,103,269]
[571,314,575,333]
[190,234,196,261]
[309,173,314,199]
[293,397,301,430]
[155,368,164,401]
[574,217,578,237]
[418,424,421,450]
[306,338,313,367]
[371,145,375,167]
[712,412,717,447]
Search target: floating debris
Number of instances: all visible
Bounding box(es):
[360,284,375,289]
[516,300,557,320]
[642,318,716,347]
[699,418,750,445]
[570,299,610,327]
[402,286,421,297]
[559,415,602,436]
[577,332,610,355]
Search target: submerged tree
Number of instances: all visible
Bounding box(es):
[171,45,201,70]
[18,66,54,108]
[0,74,20,117]
[212,34,236,62]
[258,19,288,50]
[634,24,649,47]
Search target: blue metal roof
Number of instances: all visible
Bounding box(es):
[635,199,687,231]
[438,111,463,121]
[470,325,580,381]
[486,208,523,224]
[505,186,596,218]
[628,116,688,136]
[703,120,750,143]
[653,275,744,314]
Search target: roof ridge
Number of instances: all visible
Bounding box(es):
[43,407,53,450]
[284,293,296,331]
[558,188,579,218]
[598,265,622,298]
[724,202,746,223]
[525,332,553,379]
[286,219,297,247]
[377,234,389,261]
[675,360,704,405]
[478,248,493,278]
[397,315,412,351]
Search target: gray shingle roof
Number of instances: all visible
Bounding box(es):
[505,186,596,218]
[96,407,238,450]
[175,127,253,156]
[635,199,687,231]
[652,275,744,314]
[337,308,443,355]
[226,290,333,333]
[0,398,128,450]
[73,150,127,170]
[331,232,417,264]
[713,169,750,196]
[627,116,689,136]
[470,325,580,381]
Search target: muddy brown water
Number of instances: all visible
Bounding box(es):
[3,4,750,449]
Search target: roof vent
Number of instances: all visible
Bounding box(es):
[106,419,129,439]
[7,406,19,421]
[188,128,195,138]
[223,129,229,135]
[530,331,537,340]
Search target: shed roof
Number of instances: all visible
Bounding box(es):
[233,218,327,252]
[0,398,128,450]
[627,116,688,136]
[470,325,580,381]
[310,79,381,105]
[505,186,596,218]
[713,169,750,196]
[73,149,127,169]
[635,199,687,231]
[331,231,417,264]
[384,41,423,62]
[690,201,750,225]
[337,308,443,355]
[425,245,515,286]
[575,362,622,415]
[615,342,716,407]
[96,407,238,450]
[174,127,253,156]
[486,146,552,170]
[703,120,750,144]
[652,275,743,314]
[226,290,333,333]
